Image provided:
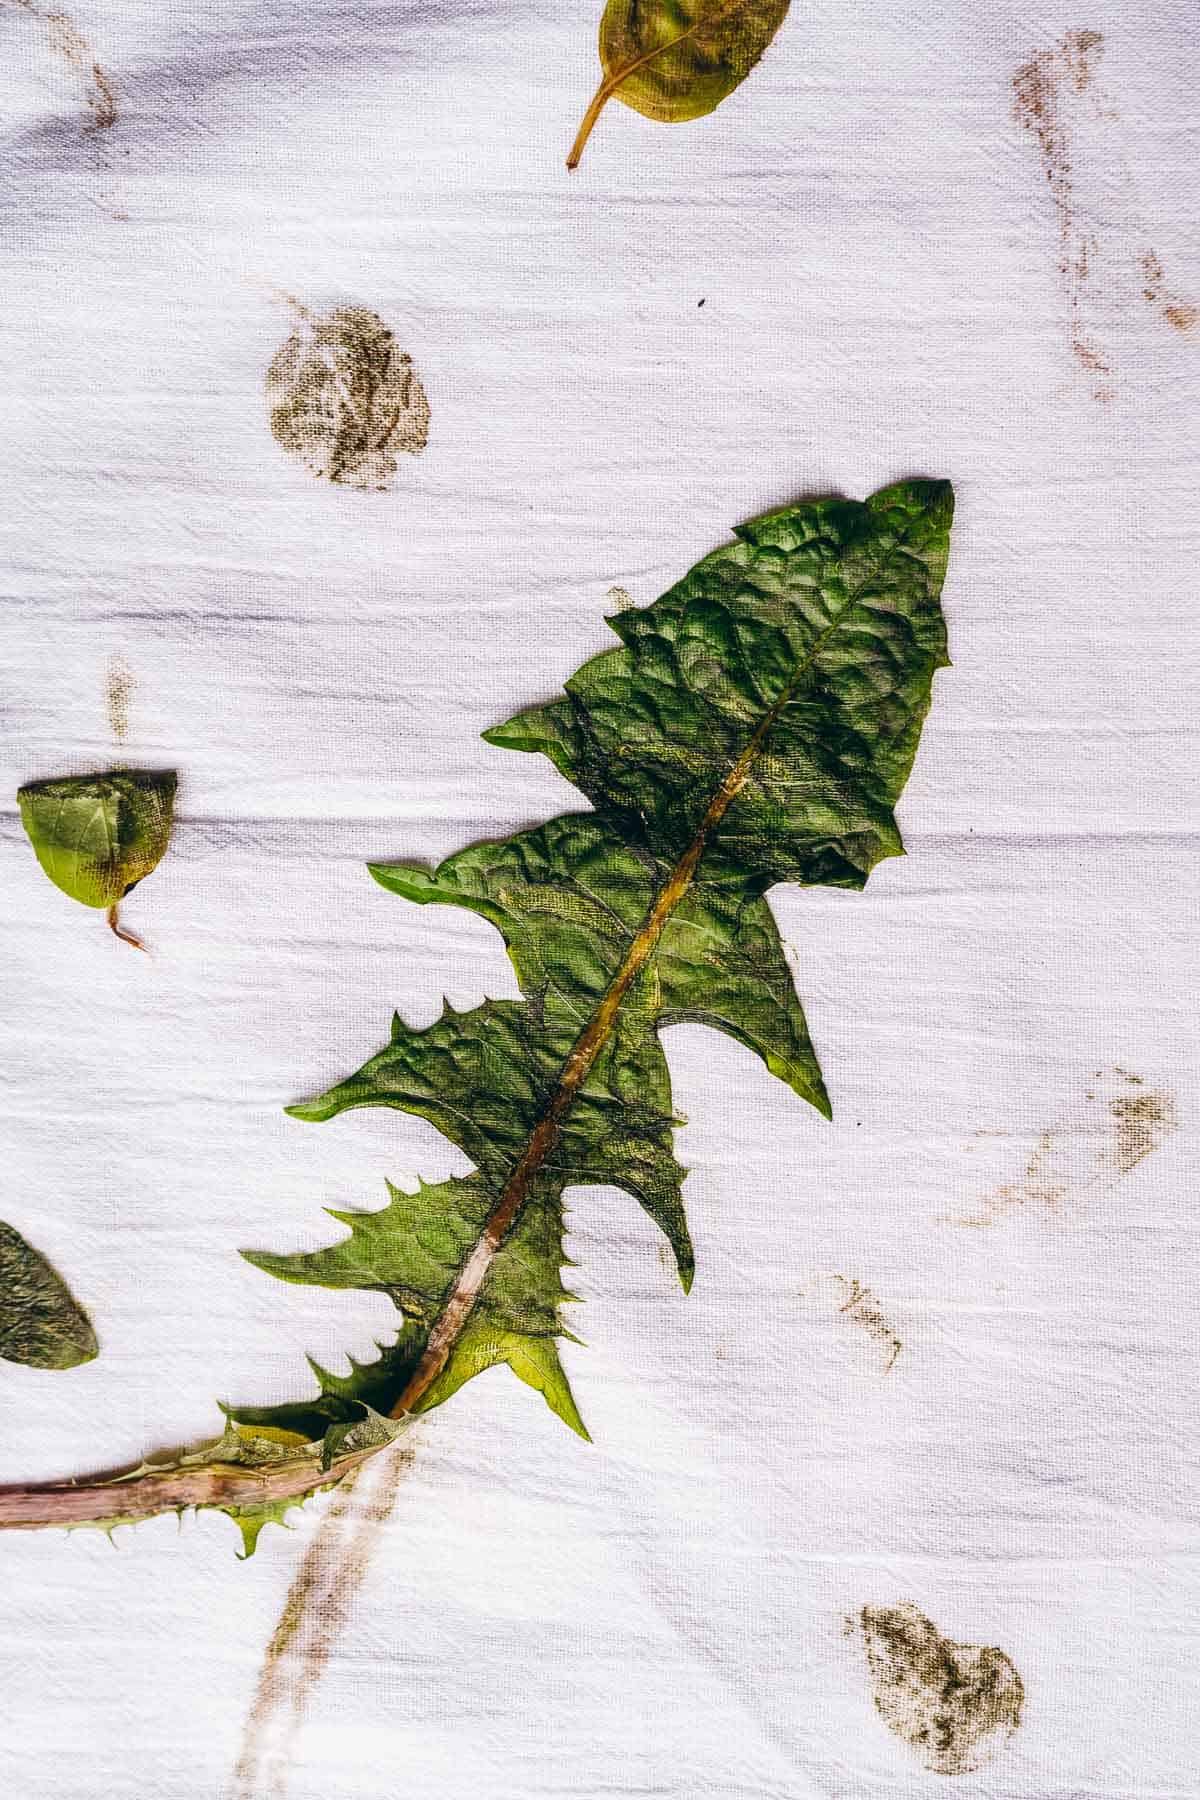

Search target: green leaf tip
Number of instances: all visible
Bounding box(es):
[17,768,176,913]
[284,1100,334,1123]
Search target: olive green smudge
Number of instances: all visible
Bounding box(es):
[858,1602,1024,1774]
[105,657,135,741]
[266,306,429,489]
[0,1222,97,1370]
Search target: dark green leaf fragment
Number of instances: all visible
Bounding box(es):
[17,769,176,911]
[0,1221,97,1370]
[486,481,951,888]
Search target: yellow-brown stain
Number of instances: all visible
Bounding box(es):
[834,1277,901,1372]
[11,0,117,132]
[857,1602,1024,1774]
[802,1273,901,1373]
[1107,1068,1177,1174]
[1012,30,1113,400]
[232,1438,418,1800]
[105,656,134,741]
[949,1066,1176,1227]
[1140,250,1198,335]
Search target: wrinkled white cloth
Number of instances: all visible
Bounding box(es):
[1,2,1198,1796]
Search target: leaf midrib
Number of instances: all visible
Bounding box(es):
[384,554,874,1420]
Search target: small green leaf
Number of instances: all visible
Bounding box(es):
[0,1221,97,1370]
[17,769,176,911]
[568,0,791,169]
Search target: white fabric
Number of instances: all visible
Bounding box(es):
[1,1,1197,1795]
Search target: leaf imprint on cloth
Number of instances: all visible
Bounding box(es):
[6,0,126,213]
[856,1602,1024,1774]
[1139,251,1198,336]
[8,0,117,131]
[266,304,429,489]
[948,1065,1176,1227]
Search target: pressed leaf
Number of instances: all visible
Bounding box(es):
[0,1221,97,1371]
[244,479,951,1469]
[568,0,791,169]
[0,480,953,1546]
[17,768,176,926]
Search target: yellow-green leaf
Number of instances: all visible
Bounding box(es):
[17,769,176,911]
[568,0,790,168]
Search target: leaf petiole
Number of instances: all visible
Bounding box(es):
[106,903,147,952]
[567,25,701,169]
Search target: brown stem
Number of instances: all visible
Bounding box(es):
[0,1442,378,1531]
[107,903,146,952]
[566,26,701,170]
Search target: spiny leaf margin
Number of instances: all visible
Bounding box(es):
[247,478,952,1463]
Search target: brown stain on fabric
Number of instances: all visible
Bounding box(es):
[9,0,125,215]
[1011,30,1113,398]
[232,1437,418,1800]
[949,1066,1176,1227]
[105,657,134,741]
[1012,31,1197,388]
[801,1273,901,1373]
[1140,251,1198,335]
[266,302,430,490]
[11,0,117,131]
[1106,1068,1176,1174]
[834,1278,902,1372]
[857,1602,1024,1775]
